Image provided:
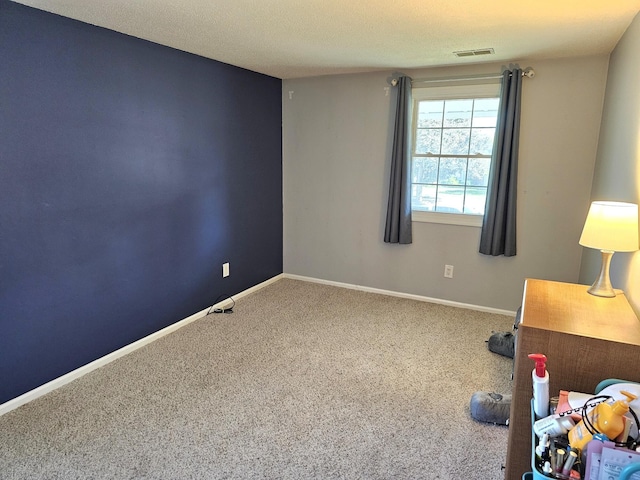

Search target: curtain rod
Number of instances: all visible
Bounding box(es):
[391,68,535,86]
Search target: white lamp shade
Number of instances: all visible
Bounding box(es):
[579,201,639,252]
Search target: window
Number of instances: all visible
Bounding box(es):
[411,83,500,226]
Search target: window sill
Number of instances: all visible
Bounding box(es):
[412,210,483,227]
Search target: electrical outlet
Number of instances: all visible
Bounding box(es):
[222,262,230,278]
[444,265,454,278]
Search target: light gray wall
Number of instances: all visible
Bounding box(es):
[579,13,640,313]
[283,56,609,311]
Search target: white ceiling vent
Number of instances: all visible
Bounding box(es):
[454,48,495,57]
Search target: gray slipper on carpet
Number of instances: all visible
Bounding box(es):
[487,331,515,358]
[470,392,511,425]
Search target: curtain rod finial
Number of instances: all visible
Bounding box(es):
[523,68,535,78]
[391,79,398,87]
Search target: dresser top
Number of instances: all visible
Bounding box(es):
[521,278,640,345]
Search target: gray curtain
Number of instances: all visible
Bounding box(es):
[479,68,522,256]
[384,76,413,244]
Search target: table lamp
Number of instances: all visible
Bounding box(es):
[579,201,639,297]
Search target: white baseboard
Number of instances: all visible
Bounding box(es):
[0,274,284,417]
[283,273,517,317]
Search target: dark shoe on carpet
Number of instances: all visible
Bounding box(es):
[487,331,515,358]
[470,392,511,425]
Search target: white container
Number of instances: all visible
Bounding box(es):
[533,413,575,437]
[529,353,550,417]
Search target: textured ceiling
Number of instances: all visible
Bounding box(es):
[12,0,640,79]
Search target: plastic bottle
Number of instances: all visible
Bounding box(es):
[533,413,575,437]
[529,353,549,417]
[535,433,550,467]
[568,391,638,451]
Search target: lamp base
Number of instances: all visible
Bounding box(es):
[587,250,616,298]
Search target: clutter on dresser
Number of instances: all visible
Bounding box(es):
[528,372,640,480]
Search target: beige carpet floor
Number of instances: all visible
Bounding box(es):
[0,278,514,479]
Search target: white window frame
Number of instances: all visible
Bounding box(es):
[411,82,500,227]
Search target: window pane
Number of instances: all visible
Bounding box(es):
[411,93,498,220]
[470,128,495,155]
[438,157,467,185]
[441,128,470,155]
[467,157,491,186]
[415,128,441,154]
[436,186,464,213]
[412,184,436,211]
[464,187,488,214]
[412,157,438,184]
[444,99,473,127]
[417,101,444,128]
[472,98,499,127]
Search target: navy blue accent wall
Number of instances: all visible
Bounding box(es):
[0,1,282,404]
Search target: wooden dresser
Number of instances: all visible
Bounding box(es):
[504,278,640,480]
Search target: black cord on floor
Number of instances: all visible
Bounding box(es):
[206,295,235,315]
